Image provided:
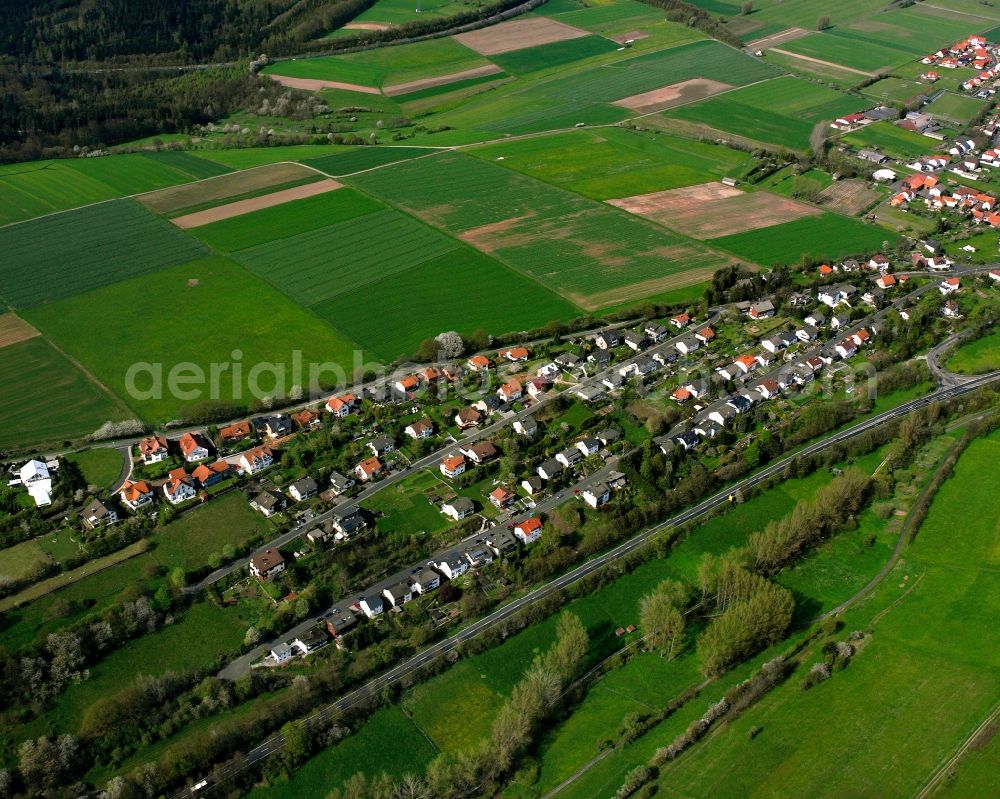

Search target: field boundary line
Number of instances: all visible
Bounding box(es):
[768,48,875,78]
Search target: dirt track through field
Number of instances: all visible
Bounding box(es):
[0,313,40,348]
[266,74,381,94]
[608,182,821,238]
[610,31,649,44]
[455,16,589,55]
[769,48,875,77]
[745,27,809,50]
[384,64,504,96]
[171,179,343,228]
[614,78,732,112]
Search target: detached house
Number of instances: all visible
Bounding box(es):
[939,277,961,295]
[163,468,196,504]
[498,379,523,401]
[355,457,383,482]
[192,460,233,488]
[367,436,395,457]
[249,548,285,580]
[594,330,622,350]
[435,552,469,580]
[218,421,252,446]
[250,488,287,517]
[239,446,274,475]
[120,479,154,511]
[288,477,318,502]
[440,454,466,478]
[461,441,497,465]
[514,517,543,545]
[325,393,357,417]
[455,407,482,429]
[82,498,118,529]
[467,355,491,372]
[669,312,690,329]
[489,486,516,508]
[442,497,475,521]
[583,482,611,509]
[329,471,355,495]
[178,432,211,463]
[138,435,169,464]
[748,300,775,319]
[405,418,435,439]
[499,346,530,362]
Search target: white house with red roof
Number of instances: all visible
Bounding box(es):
[178,432,211,463]
[514,517,543,545]
[939,277,961,295]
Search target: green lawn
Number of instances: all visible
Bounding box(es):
[35,528,81,563]
[0,336,131,451]
[153,492,273,571]
[247,706,439,799]
[0,199,209,309]
[364,471,450,538]
[24,256,364,423]
[709,212,896,265]
[861,76,932,105]
[945,329,1000,374]
[470,127,757,200]
[66,448,125,490]
[649,433,1000,799]
[925,91,988,124]
[666,75,864,151]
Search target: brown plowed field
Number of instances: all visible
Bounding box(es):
[608,182,821,238]
[455,17,589,55]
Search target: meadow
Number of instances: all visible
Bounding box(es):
[860,76,931,105]
[665,75,864,150]
[153,492,273,571]
[66,448,126,490]
[347,151,733,309]
[312,248,578,361]
[0,337,131,451]
[353,0,469,24]
[188,188,384,251]
[362,471,451,538]
[709,212,895,265]
[247,706,439,799]
[470,127,757,200]
[650,433,1000,799]
[24,257,364,423]
[191,145,358,170]
[842,120,934,160]
[0,200,209,308]
[762,50,864,88]
[0,153,231,226]
[945,329,1000,374]
[0,539,52,583]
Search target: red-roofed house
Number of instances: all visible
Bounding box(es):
[394,375,420,394]
[695,326,715,343]
[239,446,273,475]
[876,274,896,289]
[489,486,516,508]
[672,386,691,403]
[218,421,252,445]
[178,432,211,462]
[354,456,383,482]
[192,460,234,487]
[670,312,690,329]
[120,479,154,511]
[163,467,196,504]
[138,435,169,464]
[514,517,543,545]
[325,393,357,417]
[440,455,466,478]
[467,355,491,371]
[499,346,530,362]
[939,277,961,295]
[498,379,523,401]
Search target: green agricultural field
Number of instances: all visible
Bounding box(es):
[533,39,781,105]
[721,0,899,31]
[0,153,231,226]
[51,601,247,733]
[0,337,131,451]
[776,31,914,73]
[762,50,863,88]
[490,34,620,75]
[651,433,1000,799]
[264,37,490,89]
[188,188,384,251]
[470,127,757,200]
[66,448,125,490]
[24,257,364,423]
[153,492,273,571]
[0,199,209,309]
[842,120,934,160]
[709,212,896,265]
[313,248,578,361]
[347,151,734,310]
[233,208,458,307]
[758,165,834,197]
[926,91,988,124]
[35,528,81,563]
[666,75,864,151]
[833,4,983,57]
[191,145,357,169]
[248,707,438,799]
[304,146,437,175]
[945,329,1000,374]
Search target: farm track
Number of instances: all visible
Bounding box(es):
[768,48,875,77]
[914,699,1000,799]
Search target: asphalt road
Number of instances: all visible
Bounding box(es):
[171,371,1000,799]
